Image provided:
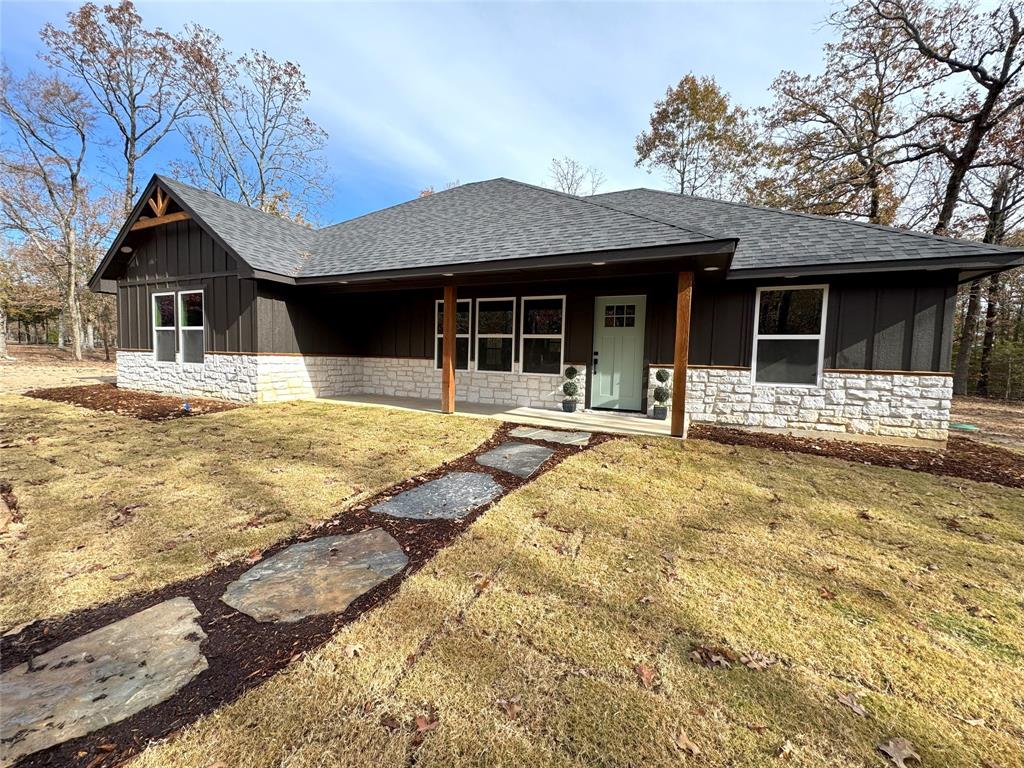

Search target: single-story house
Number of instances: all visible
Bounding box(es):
[89,175,1023,441]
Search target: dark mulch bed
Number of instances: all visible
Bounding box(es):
[22,383,240,421]
[1,423,611,768]
[691,425,1024,489]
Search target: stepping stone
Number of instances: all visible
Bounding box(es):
[221,529,407,623]
[370,472,502,520]
[476,442,554,478]
[509,426,592,446]
[0,597,207,765]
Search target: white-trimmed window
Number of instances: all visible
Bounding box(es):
[752,285,828,386]
[476,298,515,372]
[152,292,176,363]
[520,296,565,374]
[178,290,205,364]
[435,298,471,370]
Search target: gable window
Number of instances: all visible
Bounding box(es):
[153,292,176,362]
[435,298,471,370]
[752,285,827,386]
[521,296,564,374]
[476,298,515,372]
[179,290,205,364]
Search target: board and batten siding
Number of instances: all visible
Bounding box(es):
[116,219,256,353]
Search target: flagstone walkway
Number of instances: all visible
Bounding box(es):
[0,424,595,768]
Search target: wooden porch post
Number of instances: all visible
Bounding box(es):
[671,271,693,438]
[441,284,456,414]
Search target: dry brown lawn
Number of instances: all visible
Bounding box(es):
[0,344,116,394]
[0,396,494,627]
[952,396,1024,453]
[128,434,1023,768]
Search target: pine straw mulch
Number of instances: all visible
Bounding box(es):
[0,423,612,768]
[691,424,1024,489]
[22,383,241,421]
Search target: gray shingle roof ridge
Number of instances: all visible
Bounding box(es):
[604,186,1021,254]
[496,177,727,243]
[155,174,314,235]
[316,179,496,233]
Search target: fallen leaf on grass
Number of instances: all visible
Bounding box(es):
[837,692,868,717]
[415,713,439,733]
[344,644,363,658]
[953,714,985,727]
[108,572,133,582]
[690,645,737,669]
[819,586,837,600]
[672,725,700,756]
[739,651,778,670]
[777,739,795,759]
[635,663,656,689]
[474,577,491,595]
[497,696,522,719]
[877,737,920,767]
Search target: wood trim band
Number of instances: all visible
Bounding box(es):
[824,368,952,376]
[131,211,191,231]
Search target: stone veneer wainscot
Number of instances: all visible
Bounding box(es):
[647,365,952,441]
[116,351,585,410]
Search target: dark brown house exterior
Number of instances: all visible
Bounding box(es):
[91,175,1023,442]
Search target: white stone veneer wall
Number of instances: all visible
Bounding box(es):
[647,366,952,441]
[117,351,584,409]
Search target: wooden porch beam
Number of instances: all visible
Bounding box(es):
[671,271,693,438]
[131,211,191,231]
[441,284,456,414]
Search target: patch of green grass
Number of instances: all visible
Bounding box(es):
[0,396,494,627]
[131,434,1024,768]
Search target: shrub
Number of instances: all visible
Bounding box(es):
[562,381,579,399]
[565,366,578,380]
[654,385,670,404]
[655,368,670,383]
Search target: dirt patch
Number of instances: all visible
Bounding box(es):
[23,383,241,421]
[691,425,1024,489]
[1,424,611,768]
[950,396,1024,452]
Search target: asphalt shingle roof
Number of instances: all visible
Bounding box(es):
[159,176,721,279]
[588,188,1021,272]
[156,175,1021,281]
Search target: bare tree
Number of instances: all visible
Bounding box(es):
[176,29,329,221]
[41,1,193,215]
[548,156,606,196]
[635,74,755,198]
[0,70,115,361]
[866,0,1024,235]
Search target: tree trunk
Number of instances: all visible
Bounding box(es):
[57,312,65,348]
[953,280,981,395]
[85,321,95,350]
[0,304,10,359]
[103,331,110,361]
[976,275,1000,396]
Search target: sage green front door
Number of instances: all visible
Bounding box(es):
[591,295,647,411]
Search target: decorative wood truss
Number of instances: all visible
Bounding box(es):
[131,187,191,231]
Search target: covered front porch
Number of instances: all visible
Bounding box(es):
[315,392,675,438]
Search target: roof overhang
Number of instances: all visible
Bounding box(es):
[282,239,737,290]
[727,251,1024,282]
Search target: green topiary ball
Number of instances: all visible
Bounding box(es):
[562,380,579,398]
[654,385,670,404]
[655,368,670,383]
[565,366,578,380]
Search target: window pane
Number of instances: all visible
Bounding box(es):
[155,329,176,362]
[758,289,823,335]
[522,338,561,374]
[153,295,175,328]
[477,300,514,335]
[435,337,469,370]
[436,302,470,335]
[181,293,203,328]
[523,299,562,335]
[477,337,513,371]
[181,329,204,363]
[755,339,819,385]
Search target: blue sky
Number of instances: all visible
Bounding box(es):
[2,1,834,223]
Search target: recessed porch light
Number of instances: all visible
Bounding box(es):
[442,272,454,277]
[703,265,719,271]
[120,246,133,253]
[591,261,606,266]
